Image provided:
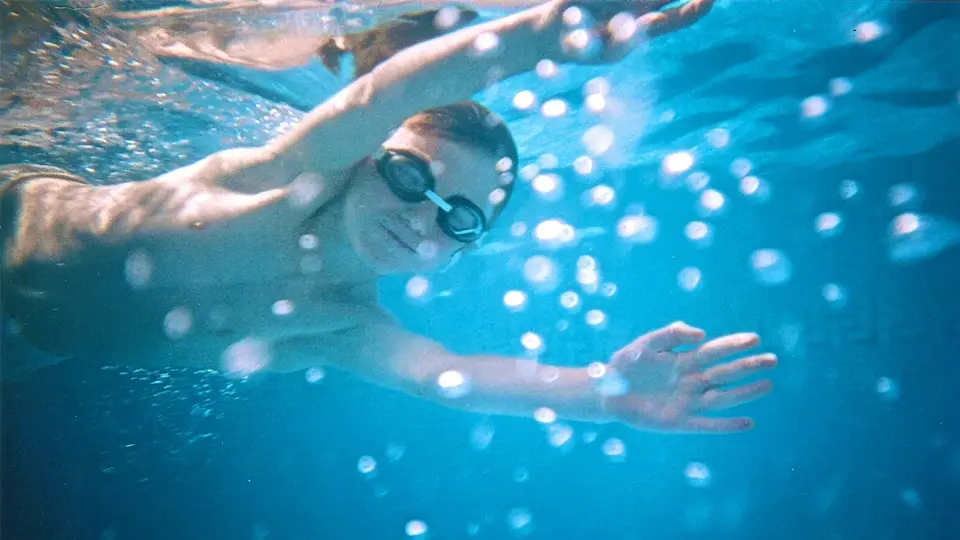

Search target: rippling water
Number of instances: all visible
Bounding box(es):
[5,0,958,184]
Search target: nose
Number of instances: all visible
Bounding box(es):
[400,208,429,236]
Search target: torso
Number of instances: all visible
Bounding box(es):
[1,164,388,375]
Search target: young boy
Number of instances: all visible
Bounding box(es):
[0,0,777,433]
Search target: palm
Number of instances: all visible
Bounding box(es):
[603,322,777,434]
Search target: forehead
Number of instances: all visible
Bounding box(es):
[385,127,511,217]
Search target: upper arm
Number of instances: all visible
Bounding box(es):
[274,317,460,397]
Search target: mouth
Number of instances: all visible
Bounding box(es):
[379,221,417,253]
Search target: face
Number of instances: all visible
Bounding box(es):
[344,127,510,275]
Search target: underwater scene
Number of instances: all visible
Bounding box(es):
[1,1,959,539]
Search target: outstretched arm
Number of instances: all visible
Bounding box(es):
[274,317,775,433]
[276,320,610,423]
[266,3,560,174]
[266,0,715,174]
[200,0,713,193]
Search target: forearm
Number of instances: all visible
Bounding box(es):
[367,4,558,116]
[298,321,612,424]
[421,353,612,424]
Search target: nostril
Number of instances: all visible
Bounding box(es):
[408,216,427,235]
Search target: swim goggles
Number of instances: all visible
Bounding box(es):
[375,149,488,244]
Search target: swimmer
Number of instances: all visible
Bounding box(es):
[1,0,777,434]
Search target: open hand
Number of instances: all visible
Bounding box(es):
[546,0,715,64]
[601,321,776,434]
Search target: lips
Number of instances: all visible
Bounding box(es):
[379,218,418,253]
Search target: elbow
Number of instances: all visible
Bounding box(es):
[391,350,469,404]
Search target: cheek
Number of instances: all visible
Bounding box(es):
[416,238,460,266]
[350,183,393,219]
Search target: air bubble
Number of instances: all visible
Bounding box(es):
[876,377,899,401]
[288,172,324,208]
[271,299,294,316]
[513,467,530,483]
[513,90,537,111]
[298,233,319,250]
[686,171,710,192]
[608,12,638,42]
[437,370,471,399]
[305,367,326,383]
[534,407,557,424]
[573,156,595,177]
[507,508,535,537]
[357,455,377,476]
[470,422,495,450]
[602,438,626,462]
[532,173,563,201]
[472,32,501,55]
[663,151,695,175]
[678,267,702,292]
[685,221,713,248]
[163,307,193,339]
[800,95,830,118]
[535,60,559,78]
[854,21,883,43]
[706,128,731,148]
[547,423,574,451]
[523,255,560,293]
[829,77,853,96]
[585,309,607,328]
[739,176,770,202]
[815,212,844,237]
[839,180,859,200]
[697,189,726,217]
[520,332,544,355]
[221,338,271,379]
[730,158,753,178]
[541,99,568,118]
[684,462,711,487]
[582,125,615,156]
[585,184,616,207]
[504,290,528,312]
[405,520,428,538]
[434,6,461,30]
[562,29,601,61]
[559,291,581,312]
[750,249,792,285]
[822,283,847,308]
[406,275,431,301]
[124,249,153,289]
[617,215,658,244]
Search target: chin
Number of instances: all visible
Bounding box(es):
[348,221,410,276]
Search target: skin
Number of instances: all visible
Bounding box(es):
[1,0,777,434]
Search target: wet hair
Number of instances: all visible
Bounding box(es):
[317,8,480,78]
[401,100,519,230]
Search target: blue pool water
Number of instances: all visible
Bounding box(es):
[2,1,960,539]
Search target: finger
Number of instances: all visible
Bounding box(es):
[676,415,754,434]
[700,380,773,411]
[642,321,706,351]
[575,0,673,23]
[640,0,715,39]
[686,332,760,367]
[702,353,777,386]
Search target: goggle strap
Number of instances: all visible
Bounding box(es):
[424,189,453,212]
